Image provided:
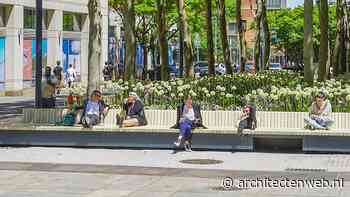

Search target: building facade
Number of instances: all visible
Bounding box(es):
[0,0,109,95]
[228,0,287,64]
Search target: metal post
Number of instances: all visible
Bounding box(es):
[197,47,199,62]
[35,0,42,108]
[179,24,184,77]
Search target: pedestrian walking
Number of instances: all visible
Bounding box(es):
[66,64,77,88]
[53,60,63,94]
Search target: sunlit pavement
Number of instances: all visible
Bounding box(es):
[0,147,349,196]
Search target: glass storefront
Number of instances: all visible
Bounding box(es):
[63,39,81,80]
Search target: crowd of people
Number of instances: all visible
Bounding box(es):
[53,90,334,152]
[41,61,335,151]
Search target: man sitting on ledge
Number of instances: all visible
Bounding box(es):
[81,90,109,128]
[119,92,147,128]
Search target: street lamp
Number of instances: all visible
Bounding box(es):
[35,0,43,108]
[194,33,200,63]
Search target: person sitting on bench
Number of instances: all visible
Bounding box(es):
[81,90,109,128]
[236,104,257,135]
[304,92,334,130]
[120,92,147,128]
[172,96,206,152]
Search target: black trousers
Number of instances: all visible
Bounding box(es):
[42,97,56,108]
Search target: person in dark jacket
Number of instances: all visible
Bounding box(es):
[172,96,206,151]
[120,92,147,127]
[80,90,109,128]
[236,105,257,134]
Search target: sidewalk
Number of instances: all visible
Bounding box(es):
[0,147,350,172]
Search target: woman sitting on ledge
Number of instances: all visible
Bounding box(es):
[304,92,334,130]
[119,92,147,128]
[172,96,207,152]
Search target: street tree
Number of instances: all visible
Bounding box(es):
[304,0,314,85]
[206,0,215,76]
[318,0,329,81]
[177,0,194,77]
[218,0,232,74]
[110,0,137,80]
[254,0,270,71]
[156,0,170,80]
[88,0,102,96]
[236,0,246,73]
[332,0,349,75]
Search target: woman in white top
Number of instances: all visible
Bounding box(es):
[173,96,206,151]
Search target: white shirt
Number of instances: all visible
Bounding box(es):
[183,108,195,121]
[86,101,100,116]
[66,68,76,82]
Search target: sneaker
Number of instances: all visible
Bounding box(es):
[174,141,180,147]
[184,144,192,152]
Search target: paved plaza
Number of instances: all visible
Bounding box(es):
[0,147,349,196]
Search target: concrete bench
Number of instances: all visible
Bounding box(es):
[3,108,348,152]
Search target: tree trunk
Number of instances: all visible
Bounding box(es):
[178,19,184,77]
[156,0,169,81]
[236,0,245,73]
[206,0,215,76]
[318,0,329,81]
[346,6,350,73]
[143,44,148,80]
[178,0,194,77]
[254,0,262,72]
[87,0,102,96]
[218,0,232,74]
[261,0,270,70]
[303,0,314,85]
[332,0,345,75]
[123,0,136,81]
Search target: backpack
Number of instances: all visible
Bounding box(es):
[56,112,76,126]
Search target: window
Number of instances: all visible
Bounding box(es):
[23,8,46,29]
[63,13,80,32]
[24,8,35,29]
[63,13,74,31]
[267,0,281,9]
[228,23,236,33]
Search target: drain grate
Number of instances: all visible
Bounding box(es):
[285,168,327,172]
[179,159,223,165]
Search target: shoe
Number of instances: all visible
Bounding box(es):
[184,144,192,152]
[174,141,180,147]
[237,128,243,135]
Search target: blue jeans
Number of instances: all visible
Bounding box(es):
[304,116,334,129]
[179,119,193,140]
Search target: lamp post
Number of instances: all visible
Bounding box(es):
[194,33,200,63]
[35,0,43,108]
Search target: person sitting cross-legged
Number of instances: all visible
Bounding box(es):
[81,90,109,128]
[304,92,334,130]
[171,96,207,152]
[119,92,147,128]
